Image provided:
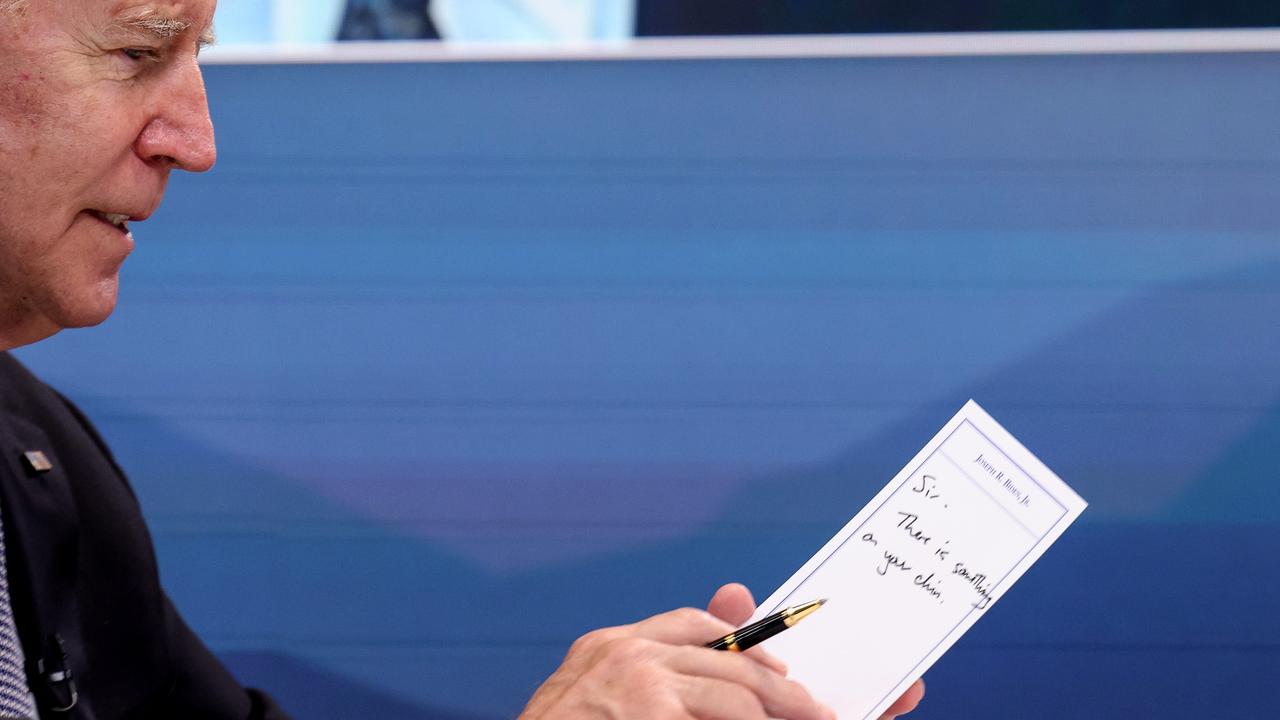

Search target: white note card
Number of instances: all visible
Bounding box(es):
[755,400,1087,719]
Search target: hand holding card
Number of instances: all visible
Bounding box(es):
[754,400,1087,719]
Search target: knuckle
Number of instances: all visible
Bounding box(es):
[599,635,657,665]
[669,606,714,628]
[569,626,620,655]
[652,695,694,720]
[670,606,706,623]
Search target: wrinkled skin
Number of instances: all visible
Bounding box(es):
[521,583,925,720]
[0,0,216,350]
[0,4,925,718]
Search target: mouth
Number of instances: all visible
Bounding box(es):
[87,210,136,239]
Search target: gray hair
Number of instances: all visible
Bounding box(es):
[0,0,28,13]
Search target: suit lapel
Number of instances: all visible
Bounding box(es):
[0,408,82,676]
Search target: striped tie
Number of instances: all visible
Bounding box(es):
[0,508,35,719]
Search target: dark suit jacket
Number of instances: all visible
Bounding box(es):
[337,0,440,40]
[0,353,289,719]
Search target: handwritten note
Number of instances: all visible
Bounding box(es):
[753,400,1087,719]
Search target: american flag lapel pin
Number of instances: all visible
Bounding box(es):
[22,450,53,473]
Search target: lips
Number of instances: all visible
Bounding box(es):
[88,210,132,232]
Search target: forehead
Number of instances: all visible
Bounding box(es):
[22,0,216,36]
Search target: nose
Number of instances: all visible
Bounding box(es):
[134,57,217,173]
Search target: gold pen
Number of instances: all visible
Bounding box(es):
[705,599,826,652]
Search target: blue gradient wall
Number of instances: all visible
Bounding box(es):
[16,51,1280,717]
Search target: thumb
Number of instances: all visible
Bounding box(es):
[706,583,789,675]
[706,583,756,625]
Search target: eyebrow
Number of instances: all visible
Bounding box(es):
[110,6,213,45]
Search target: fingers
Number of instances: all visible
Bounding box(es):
[668,646,834,720]
[706,583,756,625]
[632,605,789,675]
[520,605,837,720]
[879,678,926,719]
[741,644,789,676]
[705,585,924,720]
[705,584,789,674]
[678,676,769,720]
[631,606,738,645]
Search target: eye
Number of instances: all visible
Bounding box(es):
[119,47,160,62]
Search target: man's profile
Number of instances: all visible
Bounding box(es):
[0,1,924,717]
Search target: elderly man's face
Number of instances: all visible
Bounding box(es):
[0,0,217,347]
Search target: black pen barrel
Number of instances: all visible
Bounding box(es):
[705,614,788,652]
[704,599,825,652]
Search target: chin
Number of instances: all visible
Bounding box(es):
[51,282,120,329]
[78,296,120,328]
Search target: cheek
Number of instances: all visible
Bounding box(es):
[1,74,114,200]
[0,71,63,178]
[0,64,49,125]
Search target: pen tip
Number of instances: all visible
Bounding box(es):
[783,598,827,626]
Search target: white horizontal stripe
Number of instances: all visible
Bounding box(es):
[201,28,1280,65]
